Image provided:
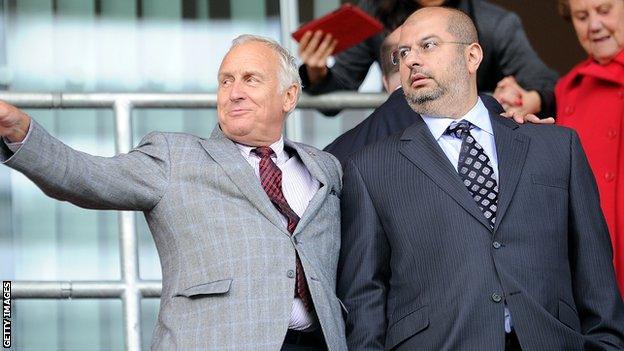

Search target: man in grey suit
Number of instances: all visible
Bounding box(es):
[338,7,624,351]
[0,35,347,351]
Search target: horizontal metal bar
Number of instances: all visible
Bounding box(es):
[0,92,388,109]
[10,280,162,299]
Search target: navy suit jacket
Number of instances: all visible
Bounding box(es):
[324,88,504,165]
[338,109,624,350]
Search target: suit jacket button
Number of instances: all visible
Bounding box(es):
[491,293,502,303]
[287,270,295,278]
[492,241,502,249]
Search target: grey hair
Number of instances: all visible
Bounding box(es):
[230,34,302,98]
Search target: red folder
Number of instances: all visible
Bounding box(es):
[292,4,384,55]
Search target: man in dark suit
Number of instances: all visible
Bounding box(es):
[337,6,624,351]
[323,21,506,166]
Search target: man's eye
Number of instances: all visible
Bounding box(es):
[422,41,437,50]
[399,48,410,58]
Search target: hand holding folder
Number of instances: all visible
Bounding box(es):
[292,4,384,55]
[294,4,384,87]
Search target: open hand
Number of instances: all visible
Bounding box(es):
[298,30,337,86]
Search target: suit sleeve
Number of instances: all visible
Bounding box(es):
[567,130,624,349]
[337,158,390,350]
[1,120,169,211]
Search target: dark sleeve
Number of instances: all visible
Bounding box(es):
[491,12,558,117]
[337,158,390,350]
[567,130,624,349]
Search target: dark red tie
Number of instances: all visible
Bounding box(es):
[252,146,313,311]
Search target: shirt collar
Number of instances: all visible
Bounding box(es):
[236,136,288,163]
[421,97,493,140]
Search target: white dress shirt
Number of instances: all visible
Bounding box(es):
[236,137,320,331]
[421,97,512,333]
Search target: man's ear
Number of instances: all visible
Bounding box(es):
[465,43,483,74]
[282,84,299,113]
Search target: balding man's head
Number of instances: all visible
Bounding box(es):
[404,7,478,45]
[398,6,483,118]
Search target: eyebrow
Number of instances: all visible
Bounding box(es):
[218,70,265,79]
[398,35,442,47]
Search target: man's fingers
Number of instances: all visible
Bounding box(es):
[310,34,334,62]
[298,31,313,52]
[319,39,338,61]
[301,31,329,66]
[526,115,555,124]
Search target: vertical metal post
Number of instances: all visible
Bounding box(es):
[279,0,303,142]
[113,99,142,351]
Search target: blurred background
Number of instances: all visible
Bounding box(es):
[0,0,584,350]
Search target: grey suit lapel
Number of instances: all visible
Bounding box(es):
[489,113,529,233]
[199,126,289,236]
[285,139,330,236]
[399,117,492,230]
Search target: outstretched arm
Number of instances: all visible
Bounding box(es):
[0,100,169,212]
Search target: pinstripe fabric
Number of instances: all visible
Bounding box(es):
[338,110,624,350]
[1,121,347,351]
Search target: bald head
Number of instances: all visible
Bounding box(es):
[398,6,484,118]
[404,7,478,45]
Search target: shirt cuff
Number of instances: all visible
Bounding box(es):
[3,120,33,152]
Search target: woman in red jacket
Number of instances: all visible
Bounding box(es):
[556,0,624,296]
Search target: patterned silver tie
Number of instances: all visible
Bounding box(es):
[446,120,498,227]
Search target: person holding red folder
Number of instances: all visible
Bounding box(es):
[298,0,558,118]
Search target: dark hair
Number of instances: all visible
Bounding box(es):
[374,0,461,30]
[379,37,399,78]
[558,0,571,21]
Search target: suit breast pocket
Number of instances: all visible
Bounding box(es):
[531,173,568,190]
[174,279,232,298]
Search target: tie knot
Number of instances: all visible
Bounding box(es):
[446,120,474,139]
[252,146,275,159]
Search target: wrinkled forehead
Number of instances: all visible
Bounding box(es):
[399,14,451,45]
[218,41,278,75]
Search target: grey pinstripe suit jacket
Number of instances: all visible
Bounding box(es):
[338,111,624,350]
[1,121,347,351]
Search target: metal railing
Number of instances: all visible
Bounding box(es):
[1,91,387,351]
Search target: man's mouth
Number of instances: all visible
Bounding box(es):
[410,72,431,87]
[228,108,252,116]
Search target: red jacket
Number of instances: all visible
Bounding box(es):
[555,49,624,296]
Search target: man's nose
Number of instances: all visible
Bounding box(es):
[229,80,245,101]
[403,50,422,68]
